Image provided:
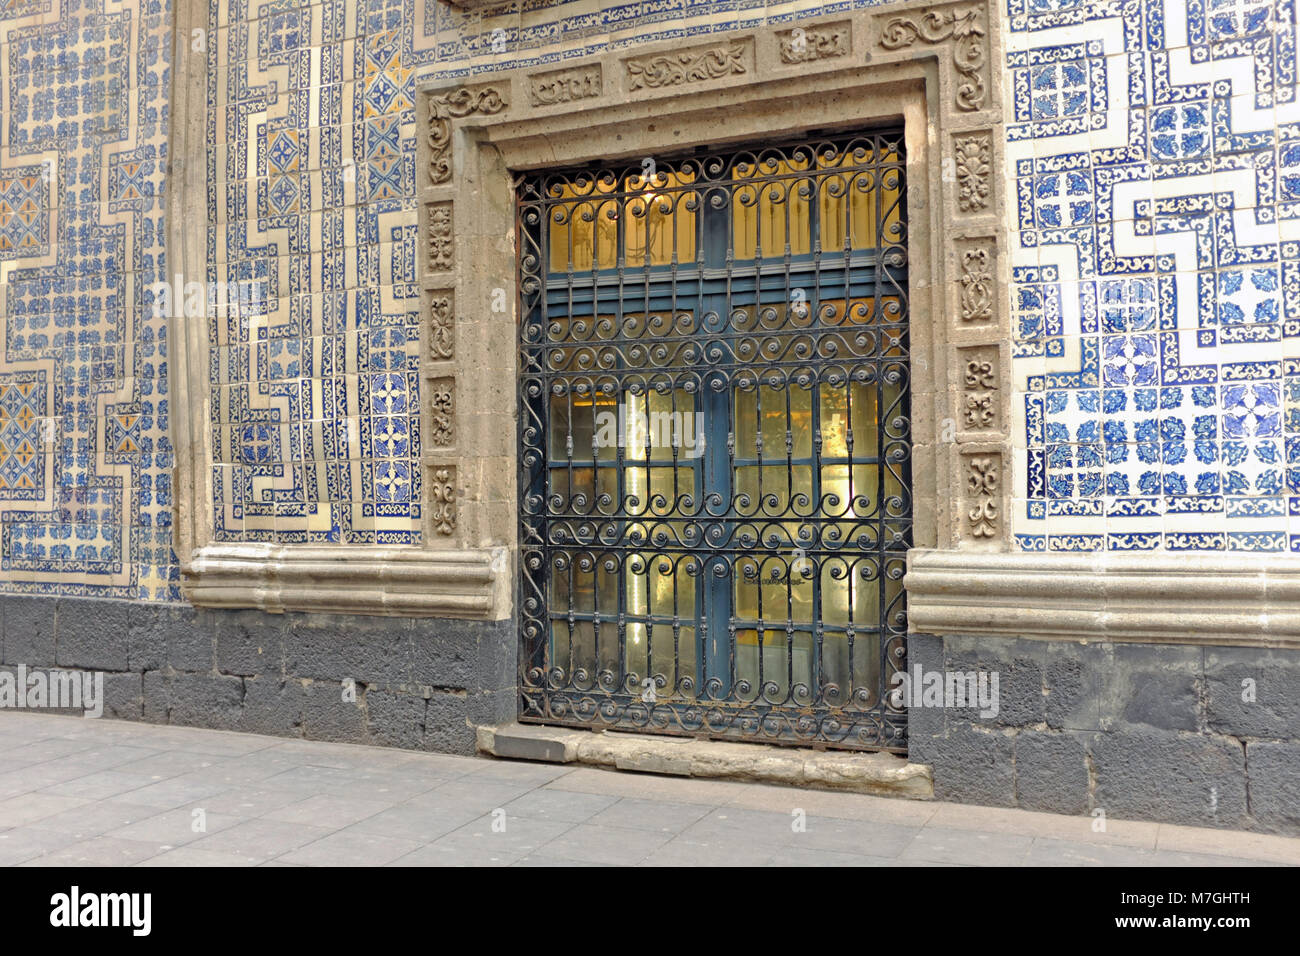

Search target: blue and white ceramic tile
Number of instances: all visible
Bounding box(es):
[0,0,173,598]
[1010,0,1300,553]
[7,0,1298,604]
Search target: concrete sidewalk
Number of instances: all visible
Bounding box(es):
[0,712,1294,866]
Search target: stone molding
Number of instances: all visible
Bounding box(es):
[184,545,507,618]
[906,550,1300,648]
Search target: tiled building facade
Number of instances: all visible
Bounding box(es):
[2,0,1299,833]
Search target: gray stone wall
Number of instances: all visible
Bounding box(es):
[908,632,1300,835]
[0,596,517,755]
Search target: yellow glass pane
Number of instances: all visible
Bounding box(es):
[624,168,697,266]
[732,156,812,259]
[819,381,880,461]
[547,179,619,272]
[818,143,903,252]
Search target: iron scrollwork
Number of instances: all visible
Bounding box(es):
[515,130,912,751]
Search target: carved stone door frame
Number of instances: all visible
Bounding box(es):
[412,0,1010,615]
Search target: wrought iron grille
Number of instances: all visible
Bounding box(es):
[516,128,911,751]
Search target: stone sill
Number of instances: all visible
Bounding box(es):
[477,722,934,798]
[182,544,508,619]
[906,549,1300,648]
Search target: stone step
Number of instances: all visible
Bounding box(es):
[476,722,933,798]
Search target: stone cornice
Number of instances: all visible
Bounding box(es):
[183,545,507,618]
[906,550,1300,648]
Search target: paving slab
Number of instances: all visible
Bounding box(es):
[0,711,1292,867]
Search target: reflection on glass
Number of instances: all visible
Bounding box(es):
[547,170,697,272]
[732,156,813,258]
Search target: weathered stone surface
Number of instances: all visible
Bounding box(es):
[465,687,515,727]
[1091,729,1247,829]
[299,678,368,743]
[130,605,211,672]
[3,596,55,666]
[55,598,129,671]
[285,616,412,686]
[991,656,1044,728]
[471,619,517,693]
[366,690,426,749]
[1246,741,1300,834]
[144,671,244,730]
[1103,643,1202,733]
[928,725,1016,807]
[239,676,306,738]
[1014,731,1088,815]
[216,609,285,676]
[409,618,475,687]
[478,723,933,797]
[1205,650,1300,739]
[1044,652,1097,731]
[423,691,474,755]
[904,633,945,759]
[101,672,144,720]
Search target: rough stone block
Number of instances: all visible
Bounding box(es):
[472,619,518,693]
[1044,652,1098,731]
[55,598,129,671]
[1102,643,1202,733]
[143,671,244,730]
[299,678,368,743]
[239,675,306,738]
[3,596,56,667]
[928,725,1016,807]
[1015,731,1089,815]
[993,656,1045,728]
[466,686,517,728]
[101,672,144,720]
[423,690,474,755]
[1204,648,1300,740]
[1246,741,1300,834]
[285,617,412,686]
[130,605,211,672]
[409,618,476,688]
[215,609,284,676]
[365,689,427,749]
[903,634,945,760]
[1090,728,1247,829]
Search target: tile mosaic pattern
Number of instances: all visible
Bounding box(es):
[0,0,173,598]
[204,0,900,547]
[1010,0,1300,553]
[13,0,1293,601]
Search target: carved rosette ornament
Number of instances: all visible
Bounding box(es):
[877,5,986,111]
[427,86,507,185]
[778,24,851,64]
[953,134,992,213]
